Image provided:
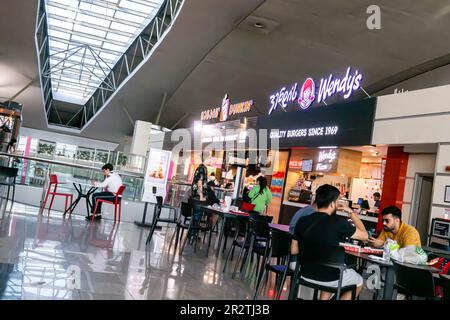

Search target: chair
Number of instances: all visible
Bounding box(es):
[392,259,438,300]
[91,185,126,223]
[222,214,250,273]
[169,202,193,253]
[439,274,450,300]
[145,196,178,245]
[179,202,215,257]
[253,229,294,300]
[235,214,273,281]
[0,166,18,203]
[289,243,357,300]
[41,174,73,216]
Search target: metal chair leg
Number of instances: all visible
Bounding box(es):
[253,263,267,300]
[48,194,56,216]
[232,244,246,279]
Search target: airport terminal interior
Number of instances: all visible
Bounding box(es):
[0,0,450,301]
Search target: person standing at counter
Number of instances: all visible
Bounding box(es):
[368,206,421,248]
[373,192,381,210]
[248,176,272,214]
[208,172,220,186]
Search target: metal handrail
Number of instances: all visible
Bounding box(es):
[0,152,144,178]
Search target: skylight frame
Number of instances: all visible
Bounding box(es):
[44,0,165,104]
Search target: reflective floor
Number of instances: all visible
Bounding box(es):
[0,195,376,300]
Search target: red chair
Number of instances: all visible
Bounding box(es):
[41,174,73,216]
[91,185,126,223]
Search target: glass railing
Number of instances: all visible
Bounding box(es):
[0,153,144,201]
[17,148,146,175]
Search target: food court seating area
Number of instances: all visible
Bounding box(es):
[0,164,449,300]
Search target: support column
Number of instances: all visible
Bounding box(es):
[377,146,409,232]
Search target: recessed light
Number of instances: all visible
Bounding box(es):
[253,22,265,29]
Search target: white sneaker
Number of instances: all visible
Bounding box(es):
[396,293,406,300]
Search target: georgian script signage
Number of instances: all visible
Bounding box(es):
[268,67,363,115]
[200,94,253,122]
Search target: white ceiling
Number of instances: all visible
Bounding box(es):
[1,0,450,144]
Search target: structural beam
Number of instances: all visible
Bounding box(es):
[154,91,168,125]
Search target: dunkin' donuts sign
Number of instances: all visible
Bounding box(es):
[268,67,363,115]
[200,94,253,122]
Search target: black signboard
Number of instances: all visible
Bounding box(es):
[432,218,450,239]
[257,97,376,148]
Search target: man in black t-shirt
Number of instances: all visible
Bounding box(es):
[293,184,369,300]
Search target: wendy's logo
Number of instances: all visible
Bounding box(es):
[298,78,316,109]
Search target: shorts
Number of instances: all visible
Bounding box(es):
[302,268,364,288]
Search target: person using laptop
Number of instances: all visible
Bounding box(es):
[87,163,123,220]
[373,192,381,211]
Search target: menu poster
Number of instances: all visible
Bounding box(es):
[142,148,172,203]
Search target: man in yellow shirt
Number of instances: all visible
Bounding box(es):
[368,206,421,248]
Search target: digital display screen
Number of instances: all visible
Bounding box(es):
[301,159,313,172]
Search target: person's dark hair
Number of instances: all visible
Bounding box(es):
[381,206,402,220]
[314,184,340,209]
[210,172,215,177]
[373,192,381,198]
[102,163,113,171]
[257,176,268,195]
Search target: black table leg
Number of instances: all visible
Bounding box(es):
[383,266,395,300]
[64,196,81,215]
[216,215,226,257]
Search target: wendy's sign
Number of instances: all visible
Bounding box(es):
[267,67,363,115]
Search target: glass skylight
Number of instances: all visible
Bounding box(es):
[44,0,164,105]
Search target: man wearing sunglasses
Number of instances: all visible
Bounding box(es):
[368,206,421,248]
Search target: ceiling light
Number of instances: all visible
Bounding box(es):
[194,121,203,132]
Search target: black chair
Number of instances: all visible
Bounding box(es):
[439,274,450,300]
[169,202,192,253]
[145,196,178,245]
[253,229,294,300]
[237,214,273,281]
[392,259,438,300]
[0,166,18,203]
[289,243,357,300]
[179,201,216,257]
[222,214,250,273]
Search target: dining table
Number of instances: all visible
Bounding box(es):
[344,249,441,300]
[269,223,290,233]
[63,179,98,216]
[259,222,442,300]
[200,205,250,256]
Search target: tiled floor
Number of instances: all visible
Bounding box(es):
[0,197,378,300]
